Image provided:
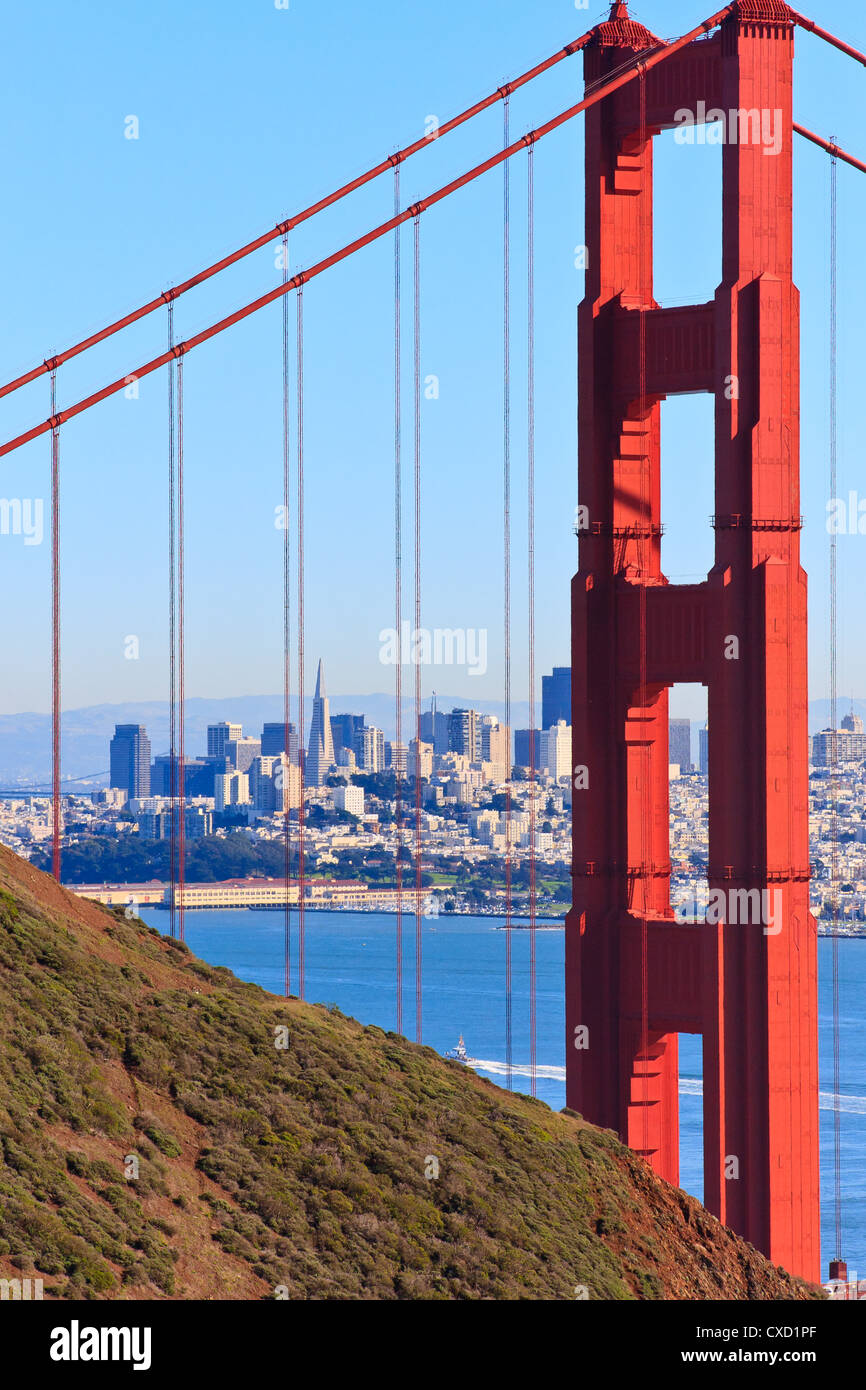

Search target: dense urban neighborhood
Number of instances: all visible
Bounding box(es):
[0,664,862,934]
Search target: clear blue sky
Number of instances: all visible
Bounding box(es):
[0,0,864,723]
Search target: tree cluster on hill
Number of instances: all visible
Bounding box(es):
[32,834,288,885]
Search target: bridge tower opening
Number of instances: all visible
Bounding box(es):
[567,1,820,1282]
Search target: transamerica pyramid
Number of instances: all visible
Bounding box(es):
[305,658,335,786]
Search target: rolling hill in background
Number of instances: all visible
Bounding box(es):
[0,695,852,788]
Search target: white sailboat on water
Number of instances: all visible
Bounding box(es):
[444,1034,471,1064]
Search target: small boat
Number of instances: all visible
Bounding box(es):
[444,1034,470,1063]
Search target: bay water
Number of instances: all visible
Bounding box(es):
[141,907,865,1280]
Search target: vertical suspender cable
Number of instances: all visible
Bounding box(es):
[50,369,61,882]
[282,230,292,998]
[177,353,186,943]
[638,65,651,1161]
[414,214,423,1044]
[297,286,306,1000]
[394,162,404,1036]
[167,302,178,940]
[527,140,538,1097]
[829,145,843,1269]
[503,97,514,1091]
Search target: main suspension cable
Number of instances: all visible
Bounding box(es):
[1,7,741,464]
[0,34,597,404]
[794,124,866,175]
[791,9,866,68]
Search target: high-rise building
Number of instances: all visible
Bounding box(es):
[407,739,434,780]
[109,725,151,799]
[699,724,709,776]
[185,807,213,840]
[419,702,449,756]
[331,714,365,759]
[137,811,170,840]
[669,718,692,774]
[842,710,864,735]
[448,708,481,762]
[514,729,541,770]
[214,771,251,811]
[356,725,385,773]
[541,720,571,781]
[274,756,302,812]
[150,756,211,798]
[811,727,866,767]
[140,808,212,840]
[203,754,232,780]
[385,742,408,774]
[226,737,261,773]
[249,756,285,813]
[480,716,511,777]
[306,659,336,786]
[542,666,571,729]
[207,722,243,758]
[261,722,299,762]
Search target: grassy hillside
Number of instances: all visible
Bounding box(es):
[0,844,821,1301]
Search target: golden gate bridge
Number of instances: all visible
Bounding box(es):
[0,1,863,1287]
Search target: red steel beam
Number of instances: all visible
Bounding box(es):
[795,123,866,175]
[0,33,596,403]
[0,5,735,460]
[791,10,866,68]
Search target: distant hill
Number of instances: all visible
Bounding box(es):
[0,695,533,787]
[0,695,850,788]
[807,699,866,735]
[0,843,822,1300]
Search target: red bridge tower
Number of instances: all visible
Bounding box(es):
[567,1,820,1283]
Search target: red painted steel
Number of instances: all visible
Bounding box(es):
[281,230,292,1000]
[296,290,306,1000]
[794,124,866,175]
[0,35,595,404]
[413,215,423,1046]
[177,356,186,944]
[503,98,514,1089]
[527,144,537,1096]
[0,7,734,462]
[567,1,820,1283]
[790,9,866,67]
[49,373,61,882]
[394,168,404,1038]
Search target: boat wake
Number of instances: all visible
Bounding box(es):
[679,1076,866,1115]
[469,1061,866,1113]
[470,1059,567,1082]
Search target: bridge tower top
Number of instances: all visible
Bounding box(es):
[592,2,659,50]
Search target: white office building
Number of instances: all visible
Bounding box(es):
[214,771,250,811]
[541,720,571,782]
[334,784,364,817]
